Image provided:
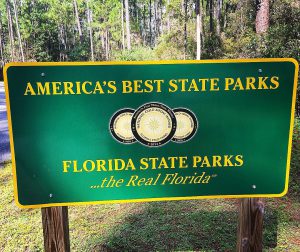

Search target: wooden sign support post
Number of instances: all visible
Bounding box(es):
[41,206,70,252]
[237,198,265,252]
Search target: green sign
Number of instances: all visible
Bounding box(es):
[4,59,298,208]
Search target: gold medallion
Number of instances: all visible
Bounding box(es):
[172,108,197,142]
[131,102,176,147]
[110,108,136,144]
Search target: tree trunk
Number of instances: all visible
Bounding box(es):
[64,24,69,55]
[59,25,67,61]
[237,198,264,252]
[256,0,269,34]
[143,4,146,45]
[73,0,83,42]
[154,0,157,41]
[209,0,213,33]
[124,0,131,50]
[224,2,229,29]
[101,32,105,57]
[86,0,94,60]
[71,5,76,47]
[133,0,138,23]
[167,0,170,33]
[0,11,4,65]
[216,0,221,35]
[154,0,160,39]
[159,0,163,35]
[121,1,125,50]
[105,29,109,60]
[12,0,24,61]
[206,0,209,16]
[196,0,202,60]
[149,0,152,46]
[183,0,188,59]
[6,0,15,61]
[296,92,300,117]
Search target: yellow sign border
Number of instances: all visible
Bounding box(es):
[3,58,299,209]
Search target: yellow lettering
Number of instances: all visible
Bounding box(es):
[270,76,279,89]
[246,77,256,90]
[107,81,117,94]
[122,80,132,93]
[235,155,244,166]
[93,81,104,94]
[168,79,178,92]
[63,82,75,95]
[37,82,50,95]
[82,81,93,94]
[258,77,269,89]
[233,78,244,90]
[52,82,62,95]
[63,160,72,172]
[225,78,235,90]
[210,78,220,91]
[24,82,36,95]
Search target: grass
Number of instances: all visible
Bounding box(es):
[0,118,299,251]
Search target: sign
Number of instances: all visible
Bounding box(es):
[4,58,298,208]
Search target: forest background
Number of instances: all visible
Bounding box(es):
[0,0,299,64]
[0,0,300,251]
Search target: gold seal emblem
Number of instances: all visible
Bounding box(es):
[131,102,176,147]
[110,108,136,144]
[172,108,198,142]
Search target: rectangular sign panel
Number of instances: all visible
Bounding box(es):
[4,58,298,208]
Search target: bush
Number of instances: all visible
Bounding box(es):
[112,47,156,61]
[264,1,300,61]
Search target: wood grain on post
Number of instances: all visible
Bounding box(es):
[41,207,70,252]
[237,198,265,252]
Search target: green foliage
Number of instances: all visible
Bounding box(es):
[0,0,299,63]
[154,16,197,60]
[17,0,73,61]
[155,32,186,60]
[219,0,300,68]
[202,33,223,59]
[222,0,258,58]
[112,46,155,61]
[290,118,300,197]
[263,1,300,61]
[91,0,123,60]
[68,43,90,61]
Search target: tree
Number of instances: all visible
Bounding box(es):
[256,0,269,34]
[0,10,5,65]
[149,0,152,46]
[209,0,213,32]
[124,0,131,49]
[195,0,202,60]
[0,0,297,65]
[11,0,24,61]
[167,0,170,33]
[121,0,125,50]
[183,0,187,59]
[216,0,221,36]
[6,0,14,61]
[73,0,83,42]
[86,0,94,60]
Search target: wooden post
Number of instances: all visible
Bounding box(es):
[237,198,264,252]
[41,207,70,252]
